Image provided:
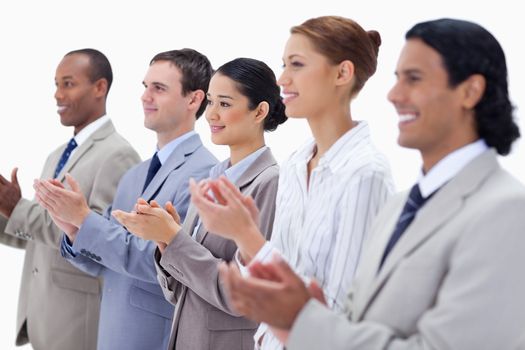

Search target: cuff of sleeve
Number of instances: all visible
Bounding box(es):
[61,234,78,258]
[287,299,325,349]
[235,242,278,278]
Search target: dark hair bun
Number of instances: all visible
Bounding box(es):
[264,97,287,131]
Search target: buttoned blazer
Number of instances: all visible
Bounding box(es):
[61,133,217,350]
[156,148,279,350]
[0,120,140,350]
[288,150,525,350]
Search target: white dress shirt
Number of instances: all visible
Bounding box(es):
[253,121,395,349]
[418,139,489,198]
[70,114,110,158]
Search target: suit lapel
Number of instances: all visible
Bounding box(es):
[195,148,277,244]
[56,121,115,182]
[354,150,499,320]
[142,134,202,201]
[181,204,201,238]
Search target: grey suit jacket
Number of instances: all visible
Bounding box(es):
[288,149,525,350]
[0,120,140,350]
[60,133,217,350]
[156,148,279,350]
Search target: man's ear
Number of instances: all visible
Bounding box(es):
[461,74,486,109]
[189,90,206,111]
[94,78,109,98]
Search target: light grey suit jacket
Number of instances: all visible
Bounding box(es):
[156,148,279,350]
[0,120,140,350]
[289,149,525,350]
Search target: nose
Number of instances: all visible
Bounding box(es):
[277,69,290,87]
[54,87,63,101]
[387,80,402,105]
[205,103,219,122]
[141,87,152,103]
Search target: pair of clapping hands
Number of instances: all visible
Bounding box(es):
[33,173,182,249]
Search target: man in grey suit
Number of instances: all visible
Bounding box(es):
[215,19,525,349]
[0,49,140,350]
[34,49,218,350]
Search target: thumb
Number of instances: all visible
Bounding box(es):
[65,173,81,193]
[308,280,327,305]
[11,167,19,187]
[165,201,181,224]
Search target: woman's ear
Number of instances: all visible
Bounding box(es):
[254,101,270,125]
[335,60,355,86]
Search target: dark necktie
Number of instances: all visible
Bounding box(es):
[54,138,78,178]
[379,183,428,270]
[142,152,161,192]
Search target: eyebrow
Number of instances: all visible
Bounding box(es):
[143,81,169,89]
[395,68,423,76]
[283,54,305,61]
[207,93,234,100]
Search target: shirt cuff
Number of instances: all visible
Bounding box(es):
[61,234,78,257]
[235,241,280,278]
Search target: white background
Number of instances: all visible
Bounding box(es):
[1,1,523,348]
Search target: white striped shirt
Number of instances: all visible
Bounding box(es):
[254,121,395,349]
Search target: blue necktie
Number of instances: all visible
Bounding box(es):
[54,138,78,178]
[379,184,428,270]
[142,152,161,192]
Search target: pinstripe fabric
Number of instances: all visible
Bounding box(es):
[256,121,395,349]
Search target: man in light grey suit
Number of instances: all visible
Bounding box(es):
[34,49,217,350]
[214,19,525,349]
[0,49,140,349]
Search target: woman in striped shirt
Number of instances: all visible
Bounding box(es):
[190,16,395,349]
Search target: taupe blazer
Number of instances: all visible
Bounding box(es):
[288,150,525,350]
[156,148,279,350]
[0,120,140,350]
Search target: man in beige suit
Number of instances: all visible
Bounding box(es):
[0,49,140,350]
[215,18,525,349]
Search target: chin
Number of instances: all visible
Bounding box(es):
[211,136,227,145]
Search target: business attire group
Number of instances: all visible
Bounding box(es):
[1,16,525,350]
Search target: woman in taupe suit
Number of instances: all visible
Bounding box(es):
[113,58,287,350]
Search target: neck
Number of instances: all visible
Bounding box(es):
[307,111,355,159]
[73,108,106,135]
[156,118,195,149]
[421,136,479,173]
[229,137,265,166]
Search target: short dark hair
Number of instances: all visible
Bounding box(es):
[215,58,287,131]
[65,48,113,96]
[150,49,213,118]
[406,18,520,155]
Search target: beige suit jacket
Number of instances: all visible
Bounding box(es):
[289,150,525,349]
[0,120,140,350]
[156,148,279,350]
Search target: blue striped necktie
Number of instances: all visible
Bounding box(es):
[54,138,78,178]
[379,183,428,270]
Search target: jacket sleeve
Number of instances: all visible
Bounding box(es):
[4,148,139,249]
[159,172,279,315]
[288,195,525,350]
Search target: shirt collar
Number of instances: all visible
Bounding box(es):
[418,139,489,198]
[209,146,268,184]
[73,115,110,147]
[156,131,196,165]
[289,121,370,171]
